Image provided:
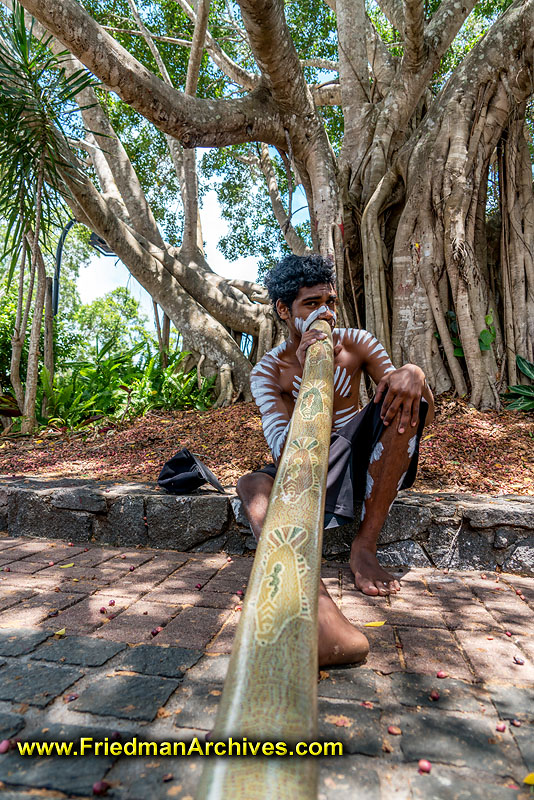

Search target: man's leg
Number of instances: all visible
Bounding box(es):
[237,473,369,667]
[350,409,418,596]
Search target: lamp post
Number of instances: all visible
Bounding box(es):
[52,220,116,316]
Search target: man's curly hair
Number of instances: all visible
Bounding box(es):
[265,254,335,320]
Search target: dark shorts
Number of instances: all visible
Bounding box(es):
[254,396,428,529]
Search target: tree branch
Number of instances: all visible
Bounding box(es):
[17,0,285,149]
[403,0,426,71]
[376,0,404,33]
[337,0,371,146]
[258,143,312,255]
[172,0,257,90]
[237,0,313,116]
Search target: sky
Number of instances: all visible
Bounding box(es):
[77,189,260,328]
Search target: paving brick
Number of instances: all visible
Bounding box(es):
[31,634,126,666]
[103,552,157,570]
[488,685,534,721]
[52,547,117,568]
[181,654,230,685]
[102,754,204,800]
[0,661,82,707]
[153,606,231,650]
[482,594,534,630]
[22,544,86,562]
[0,588,36,612]
[172,682,223,729]
[0,711,25,739]
[160,563,225,591]
[0,628,51,655]
[71,673,179,721]
[318,756,380,800]
[115,643,202,678]
[47,595,131,634]
[390,672,491,711]
[0,559,46,573]
[410,768,525,800]
[0,538,18,550]
[455,630,534,685]
[114,560,181,590]
[94,600,179,643]
[385,607,448,628]
[441,605,498,631]
[425,577,483,611]
[317,666,378,702]
[207,612,240,653]
[397,626,473,680]
[511,722,534,770]
[363,624,403,673]
[318,698,382,755]
[0,722,117,795]
[399,709,525,775]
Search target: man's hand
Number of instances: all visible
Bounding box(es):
[374,364,425,434]
[295,329,327,367]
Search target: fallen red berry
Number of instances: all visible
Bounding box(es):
[84,548,89,552]
[511,719,521,727]
[513,656,525,665]
[3,567,10,572]
[496,722,506,732]
[480,573,487,579]
[388,725,402,735]
[100,607,107,614]
[108,600,115,606]
[68,542,73,547]
[92,780,110,796]
[111,731,120,740]
[486,636,494,640]
[418,759,431,774]
[195,583,202,589]
[143,611,148,615]
[429,690,440,701]
[151,626,163,637]
[48,561,55,567]
[120,554,126,559]
[129,566,135,572]
[236,590,244,596]
[505,631,512,637]
[0,739,10,754]
[227,557,232,562]
[436,671,448,679]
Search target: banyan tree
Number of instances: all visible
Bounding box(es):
[5,0,533,409]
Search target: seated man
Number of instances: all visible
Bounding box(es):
[237,254,434,666]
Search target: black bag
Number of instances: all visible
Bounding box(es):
[157,448,226,494]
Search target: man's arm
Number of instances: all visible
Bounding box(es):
[250,358,291,463]
[344,329,434,433]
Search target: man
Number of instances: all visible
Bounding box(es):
[237,254,434,666]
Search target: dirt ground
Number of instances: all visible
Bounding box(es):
[1,395,533,495]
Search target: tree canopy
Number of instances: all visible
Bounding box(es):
[1,0,532,409]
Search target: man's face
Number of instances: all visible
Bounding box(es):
[277,283,337,335]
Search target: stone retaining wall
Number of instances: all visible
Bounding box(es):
[0,478,533,574]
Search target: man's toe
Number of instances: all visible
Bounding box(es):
[376,581,390,596]
[358,579,379,596]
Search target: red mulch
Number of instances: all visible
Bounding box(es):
[0,396,532,495]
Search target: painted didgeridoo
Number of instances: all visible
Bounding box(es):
[195,319,334,800]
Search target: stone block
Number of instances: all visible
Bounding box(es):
[146,495,190,549]
[488,685,534,720]
[230,496,249,528]
[71,673,179,721]
[462,499,534,529]
[410,769,523,800]
[493,526,524,550]
[190,494,229,537]
[377,540,431,567]
[504,536,534,574]
[8,491,93,542]
[172,682,222,729]
[378,503,432,545]
[425,523,462,568]
[181,654,230,686]
[93,496,147,547]
[455,529,497,570]
[51,487,107,513]
[317,666,378,703]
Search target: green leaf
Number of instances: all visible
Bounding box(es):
[516,355,534,381]
[479,329,494,348]
[454,347,465,358]
[484,313,493,326]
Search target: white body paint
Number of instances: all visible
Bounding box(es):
[369,442,384,464]
[365,473,374,500]
[250,328,396,460]
[408,435,417,458]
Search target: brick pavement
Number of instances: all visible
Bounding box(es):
[0,534,532,799]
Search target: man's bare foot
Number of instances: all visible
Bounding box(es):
[350,543,401,596]
[318,585,369,667]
